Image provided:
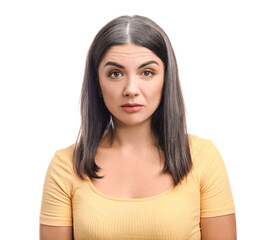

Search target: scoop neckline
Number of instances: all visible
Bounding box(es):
[87,177,176,202]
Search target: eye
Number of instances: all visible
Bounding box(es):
[108,71,123,79]
[142,70,155,77]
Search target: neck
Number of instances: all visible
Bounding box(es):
[101,117,159,151]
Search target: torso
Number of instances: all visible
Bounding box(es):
[91,144,175,199]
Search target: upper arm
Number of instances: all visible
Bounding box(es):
[40,224,73,240]
[201,214,237,240]
[199,140,235,218]
[40,152,73,226]
[198,140,236,239]
[40,149,74,238]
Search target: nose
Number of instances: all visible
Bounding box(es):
[123,75,140,98]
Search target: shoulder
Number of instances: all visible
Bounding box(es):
[40,145,76,226]
[47,144,76,178]
[54,144,75,164]
[187,135,235,217]
[188,134,224,177]
[188,134,216,159]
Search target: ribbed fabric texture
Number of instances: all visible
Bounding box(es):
[40,135,235,240]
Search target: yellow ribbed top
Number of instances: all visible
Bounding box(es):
[40,135,235,240]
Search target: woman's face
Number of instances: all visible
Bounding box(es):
[98,43,164,127]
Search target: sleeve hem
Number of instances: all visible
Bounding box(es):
[201,207,236,218]
[40,216,72,227]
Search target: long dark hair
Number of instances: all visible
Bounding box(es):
[74,15,192,186]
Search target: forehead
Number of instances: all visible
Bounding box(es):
[100,43,162,64]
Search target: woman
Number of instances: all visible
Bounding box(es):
[40,15,236,239]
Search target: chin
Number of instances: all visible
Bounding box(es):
[112,115,151,127]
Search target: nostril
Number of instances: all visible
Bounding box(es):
[123,87,140,97]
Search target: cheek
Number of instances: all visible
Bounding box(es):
[102,88,116,105]
[99,77,113,97]
[146,80,164,101]
[99,82,120,110]
[102,86,115,98]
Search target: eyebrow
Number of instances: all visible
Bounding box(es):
[104,60,159,69]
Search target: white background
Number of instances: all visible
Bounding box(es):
[0,0,268,239]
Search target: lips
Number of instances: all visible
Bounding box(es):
[120,103,144,113]
[121,103,143,107]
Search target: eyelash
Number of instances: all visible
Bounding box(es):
[108,71,122,79]
[142,70,155,77]
[108,69,155,79]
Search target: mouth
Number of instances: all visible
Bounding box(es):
[120,103,143,107]
[121,105,143,113]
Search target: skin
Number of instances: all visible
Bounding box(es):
[98,43,165,150]
[40,225,73,240]
[201,214,237,240]
[40,43,237,239]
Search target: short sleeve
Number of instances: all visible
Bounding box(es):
[198,140,235,218]
[40,150,74,226]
